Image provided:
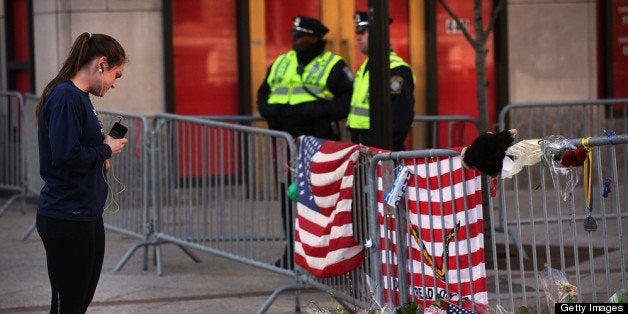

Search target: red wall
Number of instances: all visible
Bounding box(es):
[436,1,495,145]
[354,0,410,71]
[612,0,628,98]
[264,0,322,69]
[12,0,31,93]
[172,1,240,176]
[172,1,239,115]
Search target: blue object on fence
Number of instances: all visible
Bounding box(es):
[603,178,612,198]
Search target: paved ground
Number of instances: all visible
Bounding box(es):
[0,192,341,314]
[2,186,624,314]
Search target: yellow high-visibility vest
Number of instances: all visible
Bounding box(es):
[267,50,342,105]
[347,52,415,129]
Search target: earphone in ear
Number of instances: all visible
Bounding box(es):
[99,63,104,73]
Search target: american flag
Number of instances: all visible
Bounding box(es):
[378,151,488,308]
[446,303,480,314]
[294,136,364,278]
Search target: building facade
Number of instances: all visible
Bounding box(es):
[1,0,624,128]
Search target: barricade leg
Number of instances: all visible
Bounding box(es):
[0,194,21,217]
[113,239,201,276]
[113,240,153,273]
[20,219,36,241]
[175,243,202,263]
[256,284,304,314]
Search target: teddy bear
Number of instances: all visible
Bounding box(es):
[461,129,518,177]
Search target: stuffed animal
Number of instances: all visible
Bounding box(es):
[461,129,517,177]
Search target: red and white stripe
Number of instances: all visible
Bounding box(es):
[378,154,488,308]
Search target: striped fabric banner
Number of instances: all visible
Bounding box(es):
[378,153,488,309]
[294,136,364,278]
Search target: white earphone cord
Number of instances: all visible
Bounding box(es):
[93,63,126,214]
[102,161,126,214]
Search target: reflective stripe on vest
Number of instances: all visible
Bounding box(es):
[266,50,341,105]
[347,52,415,130]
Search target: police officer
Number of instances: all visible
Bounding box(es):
[257,16,353,269]
[347,11,415,151]
[258,16,354,141]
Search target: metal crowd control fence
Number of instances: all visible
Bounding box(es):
[259,117,482,313]
[411,115,481,149]
[201,115,481,150]
[364,135,627,313]
[495,99,628,263]
[199,115,265,124]
[488,134,627,312]
[0,91,25,216]
[154,114,368,312]
[148,113,297,279]
[6,90,624,312]
[16,94,45,240]
[495,99,628,312]
[21,94,44,197]
[199,115,354,145]
[97,110,154,272]
[498,99,628,139]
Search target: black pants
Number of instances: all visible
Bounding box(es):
[36,214,105,314]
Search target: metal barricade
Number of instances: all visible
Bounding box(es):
[412,115,481,149]
[264,116,481,313]
[200,115,350,144]
[364,135,627,313]
[498,99,628,139]
[200,115,481,150]
[149,113,297,279]
[343,115,480,148]
[21,94,44,196]
[16,94,45,240]
[7,90,624,312]
[0,91,25,216]
[495,100,628,252]
[261,116,480,313]
[488,135,627,312]
[198,115,265,124]
[96,110,155,272]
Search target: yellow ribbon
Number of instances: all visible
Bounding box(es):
[582,137,593,213]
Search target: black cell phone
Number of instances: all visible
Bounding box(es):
[108,118,128,139]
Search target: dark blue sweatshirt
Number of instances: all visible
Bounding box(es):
[37,80,113,221]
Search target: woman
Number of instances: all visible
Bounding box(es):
[35,32,128,313]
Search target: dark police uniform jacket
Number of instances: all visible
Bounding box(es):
[257,46,353,140]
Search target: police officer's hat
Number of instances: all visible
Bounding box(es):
[354,11,393,33]
[291,16,329,37]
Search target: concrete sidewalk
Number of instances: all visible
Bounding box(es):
[0,192,340,314]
